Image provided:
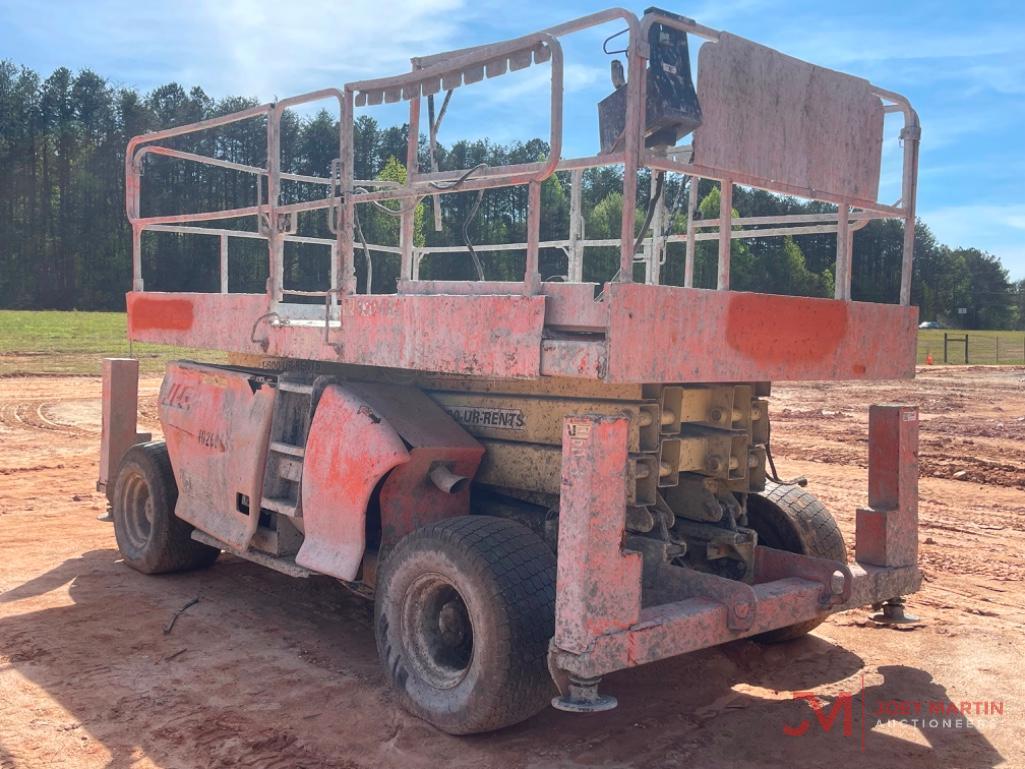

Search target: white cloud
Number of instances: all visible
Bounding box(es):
[190,0,467,98]
[919,203,1025,278]
[773,23,1025,70]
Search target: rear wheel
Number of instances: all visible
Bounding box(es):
[374,515,556,734]
[746,481,847,642]
[112,442,220,574]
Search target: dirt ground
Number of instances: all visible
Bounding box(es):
[1,367,1023,769]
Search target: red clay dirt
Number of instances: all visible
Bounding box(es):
[1,367,1023,768]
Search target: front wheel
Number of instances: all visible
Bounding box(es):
[374,516,556,734]
[112,441,220,574]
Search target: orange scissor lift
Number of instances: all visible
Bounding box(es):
[99,7,922,734]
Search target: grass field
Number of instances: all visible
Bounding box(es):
[2,310,1023,376]
[0,310,224,376]
[917,328,1025,365]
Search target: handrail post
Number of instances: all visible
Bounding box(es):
[899,110,921,306]
[647,172,666,285]
[219,234,228,294]
[835,202,851,300]
[400,93,421,285]
[131,224,143,291]
[716,179,732,290]
[617,30,646,283]
[684,177,698,288]
[525,180,542,294]
[568,168,584,282]
[266,104,284,302]
[340,89,357,296]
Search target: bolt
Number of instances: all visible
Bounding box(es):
[831,571,845,595]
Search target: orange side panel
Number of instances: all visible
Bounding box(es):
[605,284,918,382]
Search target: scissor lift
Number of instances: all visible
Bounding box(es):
[100,7,922,734]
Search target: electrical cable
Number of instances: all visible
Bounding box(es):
[352,203,374,295]
[429,163,488,191]
[463,189,486,281]
[632,171,665,255]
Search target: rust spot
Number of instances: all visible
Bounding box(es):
[129,296,194,332]
[357,404,382,424]
[852,363,867,375]
[725,293,847,364]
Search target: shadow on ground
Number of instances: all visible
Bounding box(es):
[0,549,1005,769]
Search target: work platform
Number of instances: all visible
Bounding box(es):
[122,7,920,385]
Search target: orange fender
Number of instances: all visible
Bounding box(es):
[295,385,410,580]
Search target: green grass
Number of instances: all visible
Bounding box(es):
[0,310,224,376]
[917,328,1025,365]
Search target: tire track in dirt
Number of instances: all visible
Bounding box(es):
[0,398,96,437]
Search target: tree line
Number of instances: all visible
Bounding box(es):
[1,62,1021,329]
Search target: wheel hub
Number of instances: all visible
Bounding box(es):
[119,470,154,551]
[438,600,468,647]
[401,576,474,689]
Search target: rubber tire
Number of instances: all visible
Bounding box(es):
[112,441,220,574]
[746,481,847,642]
[374,515,556,734]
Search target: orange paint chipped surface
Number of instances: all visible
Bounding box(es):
[128,295,194,333]
[725,293,848,364]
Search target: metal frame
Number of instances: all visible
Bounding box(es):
[124,7,920,308]
[548,404,920,686]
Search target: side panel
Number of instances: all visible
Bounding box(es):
[605,285,918,382]
[694,32,884,205]
[159,362,275,550]
[296,385,410,581]
[127,291,546,379]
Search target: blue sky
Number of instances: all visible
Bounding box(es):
[3,0,1024,278]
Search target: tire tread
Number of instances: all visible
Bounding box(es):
[375,515,556,734]
[113,442,219,575]
[747,481,846,641]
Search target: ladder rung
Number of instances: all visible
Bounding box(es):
[191,531,311,578]
[278,381,314,395]
[269,441,305,457]
[277,456,304,483]
[261,496,299,517]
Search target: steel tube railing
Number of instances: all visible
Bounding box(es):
[124,7,920,307]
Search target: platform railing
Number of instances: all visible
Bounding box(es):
[124,7,920,308]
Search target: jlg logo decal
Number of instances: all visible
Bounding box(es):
[161,382,193,411]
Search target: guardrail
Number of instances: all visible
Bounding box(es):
[124,7,921,312]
